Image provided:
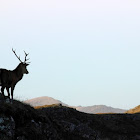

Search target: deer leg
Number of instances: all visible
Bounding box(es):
[1,86,5,97]
[6,87,10,99]
[11,86,15,101]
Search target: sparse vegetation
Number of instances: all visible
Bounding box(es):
[34,103,62,109]
[126,105,140,114]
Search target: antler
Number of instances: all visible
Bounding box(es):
[24,51,30,63]
[12,48,22,63]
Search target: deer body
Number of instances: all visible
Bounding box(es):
[0,49,29,101]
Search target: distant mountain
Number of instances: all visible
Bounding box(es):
[126,105,140,114]
[24,96,126,114]
[25,96,67,107]
[76,105,126,114]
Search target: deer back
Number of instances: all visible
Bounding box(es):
[0,68,20,88]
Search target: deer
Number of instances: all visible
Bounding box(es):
[0,49,30,101]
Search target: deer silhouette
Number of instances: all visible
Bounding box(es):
[0,49,30,101]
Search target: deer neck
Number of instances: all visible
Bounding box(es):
[13,64,24,81]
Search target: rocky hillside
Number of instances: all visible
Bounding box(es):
[0,99,140,140]
[126,105,140,114]
[25,96,126,114]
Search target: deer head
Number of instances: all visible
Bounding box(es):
[12,48,30,74]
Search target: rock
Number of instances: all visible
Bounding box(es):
[17,136,27,140]
[0,93,5,103]
[0,93,11,104]
[0,115,15,140]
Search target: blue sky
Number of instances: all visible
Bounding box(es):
[0,0,140,109]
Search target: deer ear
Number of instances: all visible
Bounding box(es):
[26,64,29,66]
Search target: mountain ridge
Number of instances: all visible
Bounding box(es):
[25,96,67,106]
[25,96,127,114]
[76,105,126,114]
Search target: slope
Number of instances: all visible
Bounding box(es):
[0,99,140,140]
[126,105,140,114]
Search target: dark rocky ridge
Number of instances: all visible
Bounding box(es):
[0,99,140,140]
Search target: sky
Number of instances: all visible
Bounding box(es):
[0,0,140,109]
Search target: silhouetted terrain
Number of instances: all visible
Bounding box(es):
[0,98,140,140]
